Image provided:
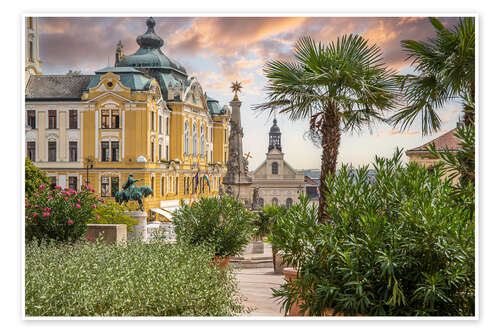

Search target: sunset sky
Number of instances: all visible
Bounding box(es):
[37,16,464,170]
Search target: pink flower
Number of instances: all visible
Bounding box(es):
[34,205,39,208]
[67,219,73,225]
[87,235,93,241]
[48,196,53,200]
[92,204,97,209]
[43,212,50,217]
[77,199,80,203]
[55,185,61,190]
[39,184,46,190]
[95,215,99,220]
[100,198,105,203]
[25,198,28,201]
[46,207,51,212]
[34,193,39,197]
[76,204,81,208]
[33,212,37,217]
[26,203,31,208]
[64,197,68,201]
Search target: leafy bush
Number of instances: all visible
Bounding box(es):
[25,240,246,316]
[273,151,475,316]
[25,184,101,242]
[89,201,138,231]
[267,199,317,269]
[172,195,254,257]
[256,204,287,240]
[25,158,49,199]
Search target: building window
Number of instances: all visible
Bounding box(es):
[111,177,119,196]
[272,198,279,206]
[101,142,109,162]
[101,111,110,129]
[151,176,154,197]
[151,112,155,131]
[68,176,78,191]
[27,141,36,161]
[159,145,163,160]
[286,198,293,208]
[192,122,198,155]
[151,142,155,161]
[28,17,33,29]
[175,176,178,195]
[27,110,36,129]
[184,120,189,155]
[101,176,110,197]
[48,141,56,162]
[50,176,56,189]
[159,116,162,134]
[69,110,78,129]
[200,124,205,156]
[111,110,120,129]
[166,145,169,161]
[48,110,57,129]
[161,177,165,196]
[166,118,169,135]
[224,129,227,143]
[272,162,279,175]
[111,141,119,162]
[69,141,78,162]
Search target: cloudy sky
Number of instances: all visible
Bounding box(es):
[37,16,464,170]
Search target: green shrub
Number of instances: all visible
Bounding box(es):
[172,195,254,257]
[272,151,475,316]
[256,204,287,240]
[25,184,101,243]
[25,240,246,316]
[89,201,138,231]
[25,157,49,199]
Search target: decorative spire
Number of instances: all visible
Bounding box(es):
[115,40,123,66]
[268,118,282,152]
[136,17,164,49]
[230,81,243,100]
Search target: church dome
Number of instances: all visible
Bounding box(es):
[269,118,281,134]
[116,17,187,76]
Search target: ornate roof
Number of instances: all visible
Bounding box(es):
[269,118,281,134]
[116,17,187,76]
[26,75,93,100]
[206,96,227,116]
[407,128,460,153]
[85,67,154,91]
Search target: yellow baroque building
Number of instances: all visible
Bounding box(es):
[25,17,231,219]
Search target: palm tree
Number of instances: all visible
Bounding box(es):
[254,35,398,222]
[390,17,475,135]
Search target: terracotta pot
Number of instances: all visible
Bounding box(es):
[213,255,230,269]
[283,268,305,316]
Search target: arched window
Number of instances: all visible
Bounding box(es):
[272,162,278,175]
[272,198,278,206]
[200,124,205,156]
[184,120,189,155]
[286,198,293,208]
[192,122,198,155]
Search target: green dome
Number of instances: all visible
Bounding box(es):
[116,17,187,76]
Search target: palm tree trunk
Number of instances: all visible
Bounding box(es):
[318,108,341,223]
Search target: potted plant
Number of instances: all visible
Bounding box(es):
[172,195,254,269]
[261,205,288,273]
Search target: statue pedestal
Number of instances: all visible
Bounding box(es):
[126,211,147,242]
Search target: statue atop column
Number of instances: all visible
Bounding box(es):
[222,81,253,199]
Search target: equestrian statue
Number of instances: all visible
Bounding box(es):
[114,174,153,211]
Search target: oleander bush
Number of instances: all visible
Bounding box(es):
[272,150,475,316]
[25,240,246,316]
[25,184,102,243]
[89,201,138,231]
[172,195,254,257]
[25,157,49,199]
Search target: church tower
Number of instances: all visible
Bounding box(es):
[25,17,42,86]
[268,118,282,152]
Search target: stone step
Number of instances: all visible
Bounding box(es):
[230,258,274,269]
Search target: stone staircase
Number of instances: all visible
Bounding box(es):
[230,241,274,268]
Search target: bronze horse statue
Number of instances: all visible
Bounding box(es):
[114,174,153,211]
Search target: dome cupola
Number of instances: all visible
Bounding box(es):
[268,118,282,152]
[136,17,164,49]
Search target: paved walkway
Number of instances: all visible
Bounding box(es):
[237,267,285,316]
[235,242,286,316]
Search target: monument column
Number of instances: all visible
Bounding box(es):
[222,82,252,201]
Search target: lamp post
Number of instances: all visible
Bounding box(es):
[84,157,94,186]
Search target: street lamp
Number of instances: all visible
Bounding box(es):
[84,156,94,186]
